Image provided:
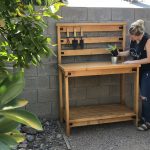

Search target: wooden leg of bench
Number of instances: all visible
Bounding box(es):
[64,76,70,136]
[59,69,63,123]
[134,68,139,126]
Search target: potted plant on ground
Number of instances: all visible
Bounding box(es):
[107,44,119,64]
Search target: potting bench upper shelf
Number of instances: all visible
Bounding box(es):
[57,22,140,136]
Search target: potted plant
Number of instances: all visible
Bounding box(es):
[107,44,119,64]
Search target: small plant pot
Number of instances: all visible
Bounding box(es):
[111,56,118,64]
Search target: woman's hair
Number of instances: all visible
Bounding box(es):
[129,19,145,36]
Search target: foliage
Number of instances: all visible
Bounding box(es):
[107,44,119,56]
[0,71,43,150]
[0,0,64,70]
[0,0,64,149]
[107,44,118,51]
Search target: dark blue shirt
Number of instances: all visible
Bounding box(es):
[130,32,150,72]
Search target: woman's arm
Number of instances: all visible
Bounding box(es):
[118,50,130,57]
[124,39,150,64]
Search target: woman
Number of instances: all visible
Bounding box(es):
[119,19,150,131]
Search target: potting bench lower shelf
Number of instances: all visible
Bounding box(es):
[65,104,136,127]
[58,62,140,136]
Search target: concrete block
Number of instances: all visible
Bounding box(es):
[37,63,58,76]
[25,66,38,77]
[70,87,86,100]
[69,78,75,88]
[88,8,111,21]
[109,85,120,97]
[125,74,134,84]
[124,83,133,98]
[145,21,150,34]
[50,76,58,89]
[25,77,37,89]
[86,86,109,99]
[20,89,38,104]
[49,46,58,64]
[76,98,99,106]
[74,76,99,87]
[47,19,57,35]
[61,7,88,21]
[109,74,120,85]
[70,100,77,107]
[74,55,110,63]
[41,57,50,64]
[26,102,51,117]
[135,8,150,21]
[98,75,112,85]
[95,96,120,104]
[62,56,75,64]
[38,89,58,103]
[51,101,59,119]
[37,76,50,89]
[112,8,134,21]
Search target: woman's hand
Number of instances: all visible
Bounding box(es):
[123,60,134,64]
[118,50,130,57]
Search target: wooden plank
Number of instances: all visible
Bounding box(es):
[66,68,133,77]
[121,24,126,62]
[57,22,127,27]
[70,117,134,127]
[134,68,139,126]
[64,76,70,136]
[61,37,123,44]
[58,25,124,32]
[57,26,62,64]
[58,62,141,72]
[68,104,135,123]
[59,69,63,122]
[61,48,109,56]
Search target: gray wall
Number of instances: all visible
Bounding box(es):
[22,7,150,118]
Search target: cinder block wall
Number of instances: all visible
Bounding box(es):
[22,7,150,118]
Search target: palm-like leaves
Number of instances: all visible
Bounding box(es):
[0,71,43,150]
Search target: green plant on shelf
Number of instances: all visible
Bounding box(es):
[107,44,119,57]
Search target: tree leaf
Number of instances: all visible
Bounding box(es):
[0,134,17,148]
[51,2,65,13]
[0,71,24,106]
[8,129,25,143]
[0,109,43,131]
[36,0,42,5]
[0,141,10,150]
[2,99,28,110]
[0,117,19,133]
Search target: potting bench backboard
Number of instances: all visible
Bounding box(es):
[57,22,140,136]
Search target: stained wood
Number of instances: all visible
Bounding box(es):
[61,49,109,56]
[61,37,122,44]
[68,104,135,123]
[57,22,140,136]
[59,62,141,72]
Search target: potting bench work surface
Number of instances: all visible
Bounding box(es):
[57,22,140,136]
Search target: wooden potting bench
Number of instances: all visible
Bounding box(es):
[57,22,141,136]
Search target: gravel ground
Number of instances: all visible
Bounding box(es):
[17,119,67,150]
[17,120,150,150]
[68,121,150,150]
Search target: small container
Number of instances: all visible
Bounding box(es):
[111,56,118,64]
